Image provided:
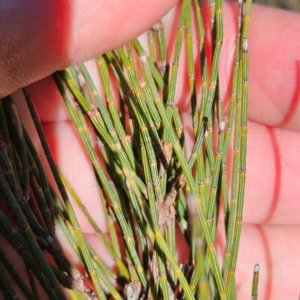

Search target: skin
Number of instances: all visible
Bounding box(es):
[1,1,300,299]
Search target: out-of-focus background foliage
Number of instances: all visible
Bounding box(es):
[255,0,300,11]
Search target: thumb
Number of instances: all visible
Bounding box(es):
[0,0,178,98]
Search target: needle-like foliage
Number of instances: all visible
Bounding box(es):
[0,0,255,299]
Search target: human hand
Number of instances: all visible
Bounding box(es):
[4,1,300,299]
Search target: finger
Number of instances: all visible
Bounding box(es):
[181,111,300,225]
[167,2,300,131]
[221,3,300,131]
[242,121,300,225]
[0,0,178,97]
[246,5,300,131]
[216,224,300,300]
